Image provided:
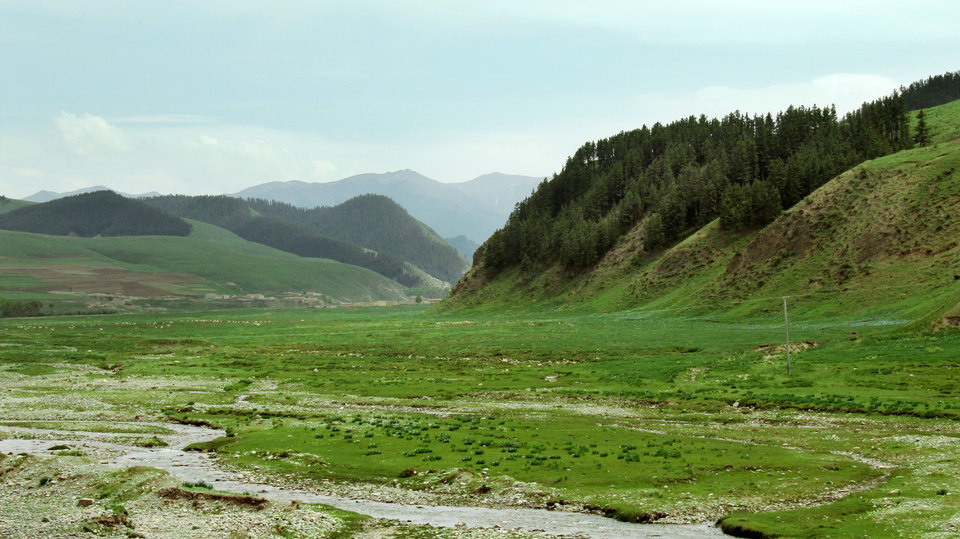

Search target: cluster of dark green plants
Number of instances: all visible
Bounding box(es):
[476,72,960,276]
[180,407,868,513]
[0,299,45,318]
[0,191,190,237]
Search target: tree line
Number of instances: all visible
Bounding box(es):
[0,299,44,318]
[900,70,960,110]
[478,71,959,274]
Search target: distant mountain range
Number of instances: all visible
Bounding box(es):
[23,171,543,245]
[24,185,162,203]
[232,171,543,243]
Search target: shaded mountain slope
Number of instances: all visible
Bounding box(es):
[142,194,464,288]
[246,194,470,284]
[140,195,424,287]
[0,191,191,237]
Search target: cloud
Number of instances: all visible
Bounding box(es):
[55,111,132,155]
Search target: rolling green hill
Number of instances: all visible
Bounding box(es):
[142,194,467,288]
[0,191,190,237]
[0,219,407,302]
[448,85,960,326]
[0,197,34,214]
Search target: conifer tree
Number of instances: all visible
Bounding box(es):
[914,110,930,147]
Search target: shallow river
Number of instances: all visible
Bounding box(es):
[0,422,724,538]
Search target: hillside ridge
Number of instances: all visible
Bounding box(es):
[141,193,467,289]
[0,191,190,238]
[447,77,960,324]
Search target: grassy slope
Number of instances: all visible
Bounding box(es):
[0,220,407,301]
[446,99,960,327]
[0,198,34,214]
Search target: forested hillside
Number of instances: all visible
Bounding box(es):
[0,191,190,237]
[451,71,960,315]
[245,195,470,284]
[468,72,957,277]
[900,70,960,109]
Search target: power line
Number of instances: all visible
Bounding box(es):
[783,296,790,376]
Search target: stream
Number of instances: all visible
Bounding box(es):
[0,422,723,538]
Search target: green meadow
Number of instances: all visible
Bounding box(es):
[2,303,959,537]
[0,219,407,302]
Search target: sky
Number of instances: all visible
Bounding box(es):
[1,1,958,199]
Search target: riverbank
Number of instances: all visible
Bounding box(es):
[0,421,722,538]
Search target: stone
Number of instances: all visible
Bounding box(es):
[77,498,95,507]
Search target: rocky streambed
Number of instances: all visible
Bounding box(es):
[0,421,723,538]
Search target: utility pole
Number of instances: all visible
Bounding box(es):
[782,296,790,376]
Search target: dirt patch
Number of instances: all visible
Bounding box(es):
[84,512,134,530]
[652,240,725,279]
[724,208,818,280]
[2,263,203,296]
[157,487,268,509]
[934,316,960,331]
[752,341,819,354]
[850,226,898,263]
